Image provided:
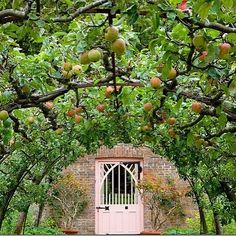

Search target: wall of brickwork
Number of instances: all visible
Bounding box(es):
[142,154,195,231]
[53,143,196,234]
[64,153,95,234]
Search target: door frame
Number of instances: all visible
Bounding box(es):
[95,158,144,234]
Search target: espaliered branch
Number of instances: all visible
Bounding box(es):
[0,1,235,233]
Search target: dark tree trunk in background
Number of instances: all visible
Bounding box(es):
[14,206,30,235]
[220,182,236,202]
[203,186,223,235]
[0,189,18,231]
[0,208,5,231]
[0,164,36,231]
[213,211,223,235]
[198,205,208,234]
[34,202,45,227]
[187,177,208,234]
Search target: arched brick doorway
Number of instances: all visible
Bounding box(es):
[60,144,196,234]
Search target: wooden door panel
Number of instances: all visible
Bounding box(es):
[95,160,143,234]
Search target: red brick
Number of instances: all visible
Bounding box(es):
[45,144,196,234]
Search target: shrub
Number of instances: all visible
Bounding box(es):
[137,174,188,231]
[24,226,63,235]
[48,172,88,229]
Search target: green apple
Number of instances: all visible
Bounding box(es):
[63,62,72,72]
[80,52,90,64]
[111,38,126,56]
[72,65,82,75]
[27,116,35,124]
[88,49,102,62]
[0,110,9,121]
[105,26,119,42]
[55,128,64,135]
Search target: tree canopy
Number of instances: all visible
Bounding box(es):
[0,0,235,234]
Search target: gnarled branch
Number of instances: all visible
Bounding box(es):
[193,20,236,33]
[0,0,33,23]
[205,127,236,140]
[53,0,109,22]
[179,114,204,129]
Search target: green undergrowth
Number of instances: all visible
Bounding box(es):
[162,215,236,235]
[24,226,63,235]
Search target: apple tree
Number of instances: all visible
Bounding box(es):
[0,0,235,234]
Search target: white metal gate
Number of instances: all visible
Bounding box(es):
[95,160,143,234]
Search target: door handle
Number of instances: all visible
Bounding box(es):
[125,206,128,209]
[96,206,109,210]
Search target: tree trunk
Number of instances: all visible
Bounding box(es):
[213,211,223,235]
[186,177,208,234]
[34,202,45,227]
[0,151,60,232]
[198,205,208,234]
[193,189,208,234]
[0,190,17,231]
[219,181,236,202]
[0,163,36,231]
[0,208,6,232]
[14,206,30,235]
[203,186,223,234]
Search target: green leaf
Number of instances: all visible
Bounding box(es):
[229,78,236,97]
[168,0,182,5]
[161,63,171,80]
[148,39,159,54]
[229,142,236,153]
[171,23,189,41]
[208,67,224,79]
[3,118,12,128]
[206,29,220,38]
[28,13,40,20]
[35,20,45,28]
[211,0,221,13]
[127,13,139,25]
[62,0,73,6]
[123,4,139,25]
[167,12,176,20]
[218,113,227,128]
[2,129,12,145]
[187,132,194,147]
[205,44,219,63]
[12,0,23,9]
[227,33,236,44]
[198,2,212,19]
[221,0,233,9]
[173,97,183,113]
[152,11,160,31]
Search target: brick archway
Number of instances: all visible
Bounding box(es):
[59,144,196,234]
[96,143,151,159]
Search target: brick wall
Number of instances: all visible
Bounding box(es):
[54,143,196,234]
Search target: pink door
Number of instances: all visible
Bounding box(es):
[95,159,143,234]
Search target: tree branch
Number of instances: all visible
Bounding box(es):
[179,114,204,129]
[193,20,236,33]
[1,81,143,113]
[0,0,33,23]
[176,16,236,33]
[9,114,29,139]
[53,0,109,23]
[205,127,236,140]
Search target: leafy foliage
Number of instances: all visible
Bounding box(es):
[137,173,188,230]
[48,172,88,229]
[24,226,63,235]
[0,0,235,234]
